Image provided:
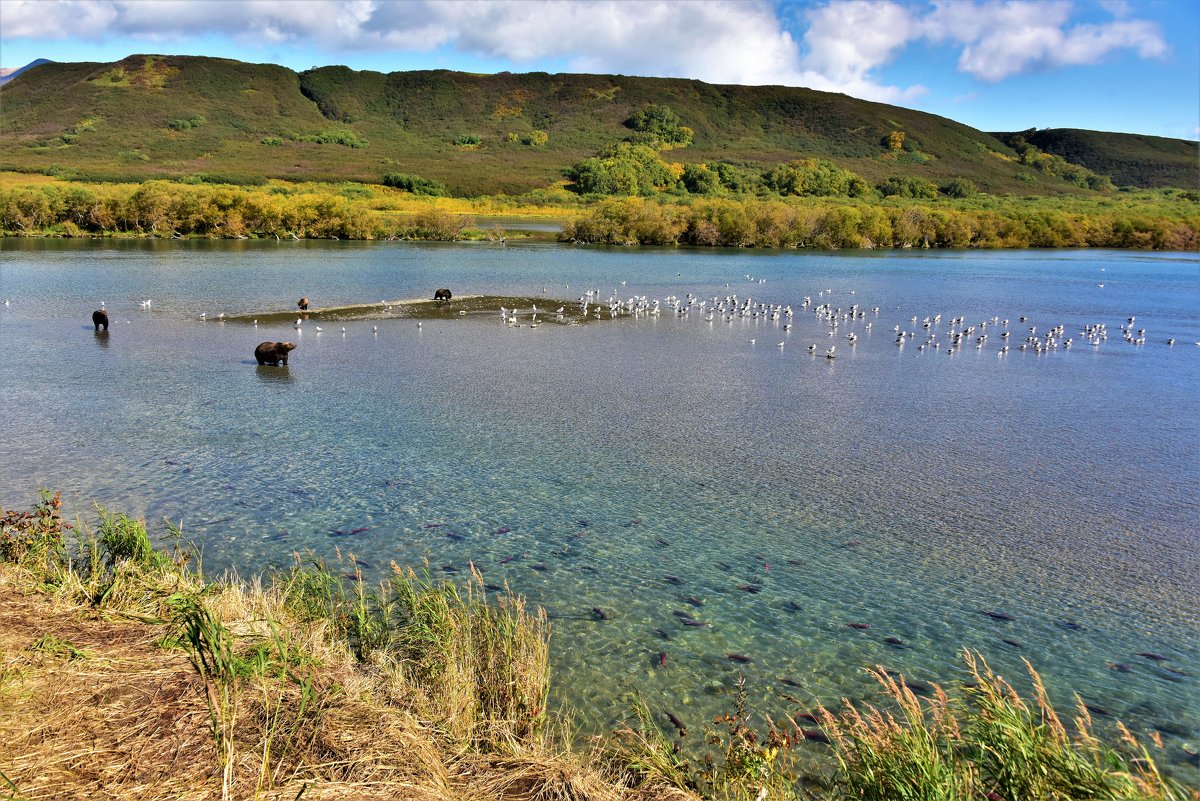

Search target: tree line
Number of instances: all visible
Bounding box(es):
[560,196,1199,250]
[0,180,465,240]
[2,179,1196,250]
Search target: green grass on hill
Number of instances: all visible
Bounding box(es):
[3,55,1195,198]
[994,129,1199,190]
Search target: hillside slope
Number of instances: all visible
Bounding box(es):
[1,54,1195,195]
[992,128,1198,189]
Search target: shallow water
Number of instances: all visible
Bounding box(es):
[2,239,1198,777]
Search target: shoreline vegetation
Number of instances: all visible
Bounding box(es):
[1,491,1193,800]
[2,173,1197,250]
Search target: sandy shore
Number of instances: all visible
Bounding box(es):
[225,294,589,325]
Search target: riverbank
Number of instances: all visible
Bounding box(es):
[1,492,1192,800]
[2,173,1196,249]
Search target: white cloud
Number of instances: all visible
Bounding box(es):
[924,0,1167,82]
[0,0,1171,101]
[796,0,927,102]
[409,0,806,87]
[1099,0,1132,19]
[0,0,118,39]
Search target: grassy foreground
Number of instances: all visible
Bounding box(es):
[0,491,1193,801]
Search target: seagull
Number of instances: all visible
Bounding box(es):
[341,327,347,334]
[253,319,258,326]
[315,326,322,333]
[293,318,302,328]
[372,325,378,333]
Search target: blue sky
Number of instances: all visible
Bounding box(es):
[2,0,1197,139]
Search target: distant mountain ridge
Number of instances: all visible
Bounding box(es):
[0,58,54,87]
[0,54,1195,194]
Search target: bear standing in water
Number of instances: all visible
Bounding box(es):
[255,341,297,366]
[297,297,309,311]
[92,309,109,331]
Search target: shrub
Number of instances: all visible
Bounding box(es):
[168,115,206,131]
[942,177,979,199]
[626,104,693,148]
[682,163,721,195]
[296,129,367,148]
[260,136,284,146]
[453,134,481,146]
[764,159,867,198]
[880,175,939,199]
[382,172,446,197]
[0,489,69,565]
[566,142,679,196]
[402,208,468,240]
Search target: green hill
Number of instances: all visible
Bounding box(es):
[2,54,1195,195]
[992,128,1199,189]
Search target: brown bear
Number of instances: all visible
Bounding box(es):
[434,288,452,301]
[92,309,109,331]
[297,297,309,311]
[255,341,297,366]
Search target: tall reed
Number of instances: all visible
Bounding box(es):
[386,563,551,750]
[171,593,240,801]
[818,650,1189,801]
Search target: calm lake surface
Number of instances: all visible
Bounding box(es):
[2,239,1198,776]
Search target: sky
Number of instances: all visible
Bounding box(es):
[1,0,1197,139]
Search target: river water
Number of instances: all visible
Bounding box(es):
[2,239,1198,776]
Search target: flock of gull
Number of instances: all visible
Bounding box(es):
[482,276,1194,361]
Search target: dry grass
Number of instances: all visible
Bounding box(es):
[0,563,662,801]
[0,494,692,801]
[0,566,216,800]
